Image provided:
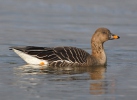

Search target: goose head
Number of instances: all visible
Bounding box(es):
[91,28,120,43]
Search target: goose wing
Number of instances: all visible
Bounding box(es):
[11,46,90,63]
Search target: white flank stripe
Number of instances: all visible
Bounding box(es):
[13,49,49,66]
[53,60,71,63]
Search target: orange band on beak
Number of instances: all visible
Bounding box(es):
[113,35,119,39]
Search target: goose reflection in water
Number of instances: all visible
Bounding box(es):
[88,65,106,95]
[15,64,107,95]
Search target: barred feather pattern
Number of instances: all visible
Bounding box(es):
[12,46,90,67]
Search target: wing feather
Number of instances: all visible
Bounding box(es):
[11,46,90,63]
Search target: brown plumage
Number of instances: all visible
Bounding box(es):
[10,27,120,67]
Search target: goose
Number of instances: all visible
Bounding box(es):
[10,28,120,67]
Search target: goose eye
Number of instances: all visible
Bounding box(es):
[102,32,106,34]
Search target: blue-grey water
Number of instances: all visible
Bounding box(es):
[0,0,137,100]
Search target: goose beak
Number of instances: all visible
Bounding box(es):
[109,33,120,40]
